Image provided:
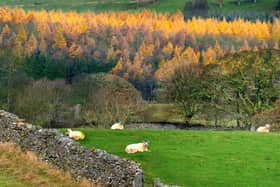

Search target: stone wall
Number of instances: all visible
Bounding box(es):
[0,110,143,187]
[127,123,245,131]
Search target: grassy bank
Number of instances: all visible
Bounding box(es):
[0,143,94,187]
[138,103,185,124]
[136,103,238,127]
[67,129,280,186]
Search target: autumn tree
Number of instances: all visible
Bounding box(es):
[167,63,205,123]
[0,57,30,111]
[53,28,67,49]
[219,51,280,128]
[72,74,146,127]
[0,7,277,101]
[201,63,230,126]
[16,24,27,45]
[239,40,251,52]
[14,79,71,127]
[25,34,38,56]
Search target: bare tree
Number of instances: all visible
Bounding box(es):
[14,79,71,127]
[73,74,146,128]
[237,0,241,6]
[218,0,224,8]
[166,63,204,123]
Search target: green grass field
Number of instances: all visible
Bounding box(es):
[67,129,280,186]
[0,0,277,13]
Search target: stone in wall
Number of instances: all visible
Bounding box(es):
[153,178,180,187]
[0,110,143,187]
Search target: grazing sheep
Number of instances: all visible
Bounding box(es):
[111,122,124,130]
[125,141,149,154]
[256,124,270,133]
[66,128,85,140]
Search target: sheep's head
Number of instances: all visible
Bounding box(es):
[66,128,72,135]
[265,124,270,129]
[143,140,149,151]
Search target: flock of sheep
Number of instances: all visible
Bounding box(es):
[65,123,271,154]
[66,122,150,154]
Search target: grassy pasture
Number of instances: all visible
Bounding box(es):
[0,0,277,13]
[64,129,280,186]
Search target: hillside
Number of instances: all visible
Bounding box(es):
[0,0,277,13]
[0,143,94,187]
[71,129,280,186]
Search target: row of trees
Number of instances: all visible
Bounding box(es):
[165,50,280,128]
[0,66,145,127]
[187,0,271,9]
[136,0,160,9]
[2,50,279,128]
[184,0,279,20]
[0,7,279,99]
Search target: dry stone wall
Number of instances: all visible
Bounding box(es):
[0,110,143,187]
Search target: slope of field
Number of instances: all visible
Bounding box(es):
[149,0,278,13]
[0,143,94,187]
[69,129,280,186]
[138,103,185,123]
[0,0,277,13]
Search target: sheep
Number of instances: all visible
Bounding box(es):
[15,118,25,127]
[256,124,270,133]
[125,141,149,154]
[111,122,124,130]
[66,128,85,140]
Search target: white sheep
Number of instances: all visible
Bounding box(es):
[125,141,149,154]
[66,128,85,140]
[15,118,25,127]
[256,124,270,133]
[111,122,124,130]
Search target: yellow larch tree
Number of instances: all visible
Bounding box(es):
[53,27,67,49]
[16,24,27,44]
[203,47,217,65]
[25,34,38,56]
[239,40,251,52]
[162,42,174,58]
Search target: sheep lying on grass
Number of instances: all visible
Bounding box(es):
[125,141,149,154]
[66,129,85,140]
[256,124,270,133]
[111,122,124,130]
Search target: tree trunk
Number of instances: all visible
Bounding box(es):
[235,93,241,128]
[250,124,256,132]
[6,61,15,111]
[66,60,74,84]
[74,104,81,121]
[215,109,218,126]
[136,0,139,9]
